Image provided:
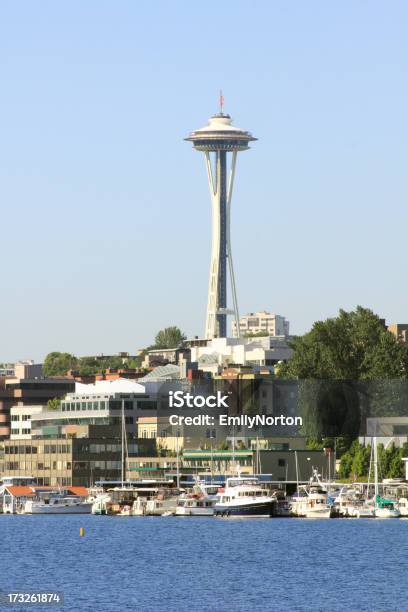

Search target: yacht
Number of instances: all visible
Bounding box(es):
[145,493,179,516]
[290,469,332,518]
[25,493,92,514]
[176,483,219,516]
[303,488,332,518]
[214,477,275,517]
[131,489,179,516]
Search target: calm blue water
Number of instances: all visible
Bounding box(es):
[1,516,407,612]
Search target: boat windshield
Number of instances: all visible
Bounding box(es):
[227,479,258,488]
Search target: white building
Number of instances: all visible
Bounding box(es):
[189,336,293,374]
[232,311,289,338]
[359,417,408,449]
[10,405,46,440]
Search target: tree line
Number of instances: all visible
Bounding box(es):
[43,326,186,376]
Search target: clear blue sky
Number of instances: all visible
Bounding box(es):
[1,1,407,361]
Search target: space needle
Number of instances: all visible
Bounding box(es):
[185,95,257,339]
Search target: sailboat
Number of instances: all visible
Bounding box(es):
[373,437,400,519]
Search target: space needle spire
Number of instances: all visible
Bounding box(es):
[185,98,257,339]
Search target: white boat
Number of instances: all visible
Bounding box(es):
[176,483,219,516]
[303,490,332,518]
[374,502,400,519]
[290,469,332,518]
[354,504,375,518]
[145,496,178,516]
[176,496,216,516]
[91,493,112,515]
[25,494,92,514]
[332,486,374,518]
[397,498,408,517]
[214,477,275,517]
[372,437,400,519]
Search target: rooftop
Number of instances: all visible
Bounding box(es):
[185,113,256,151]
[73,378,146,397]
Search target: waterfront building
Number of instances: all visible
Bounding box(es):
[0,425,156,486]
[185,101,256,340]
[137,416,184,452]
[181,448,329,487]
[232,312,290,338]
[30,378,158,439]
[126,456,181,480]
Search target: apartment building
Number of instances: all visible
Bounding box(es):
[232,311,289,338]
[0,425,156,486]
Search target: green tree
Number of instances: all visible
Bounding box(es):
[153,326,186,349]
[351,444,371,478]
[278,306,408,380]
[47,398,61,410]
[243,331,269,338]
[43,352,78,376]
[339,452,353,479]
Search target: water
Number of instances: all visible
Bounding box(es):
[1,516,407,612]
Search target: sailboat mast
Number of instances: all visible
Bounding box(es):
[176,430,180,489]
[295,450,299,494]
[121,399,125,487]
[374,436,379,503]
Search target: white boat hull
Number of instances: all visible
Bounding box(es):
[355,507,375,518]
[26,502,92,514]
[375,507,400,518]
[304,507,331,519]
[175,507,214,516]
